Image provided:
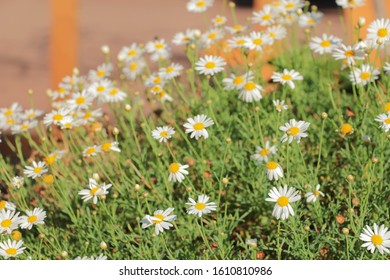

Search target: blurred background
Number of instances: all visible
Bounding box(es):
[0,0,372,111]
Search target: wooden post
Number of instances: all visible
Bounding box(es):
[253,0,275,11]
[50,0,78,88]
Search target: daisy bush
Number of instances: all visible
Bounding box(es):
[0,0,389,260]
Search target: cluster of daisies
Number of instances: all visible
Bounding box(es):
[0,200,46,258]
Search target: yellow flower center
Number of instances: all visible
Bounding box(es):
[287,126,300,136]
[360,72,371,80]
[155,43,164,49]
[27,112,36,119]
[21,124,29,130]
[86,147,96,155]
[377,28,388,38]
[44,155,57,165]
[160,131,168,137]
[58,87,66,93]
[53,114,63,121]
[165,67,174,73]
[208,33,217,39]
[159,90,166,98]
[285,3,294,9]
[244,82,256,91]
[128,49,136,56]
[1,219,12,228]
[266,161,278,170]
[281,74,292,81]
[169,163,180,173]
[33,167,43,174]
[385,102,390,112]
[236,39,245,45]
[43,174,54,184]
[101,143,112,152]
[0,201,5,210]
[5,109,13,116]
[195,202,206,210]
[340,123,353,135]
[90,187,100,196]
[152,213,165,224]
[6,118,14,125]
[371,234,383,245]
[259,148,269,156]
[205,62,216,69]
[277,196,289,207]
[348,0,356,4]
[233,25,243,31]
[313,191,320,196]
[109,88,119,96]
[83,112,92,120]
[28,215,38,223]
[269,32,276,38]
[12,230,22,241]
[345,50,355,57]
[233,76,244,85]
[215,17,224,24]
[129,62,138,70]
[76,96,85,105]
[320,40,331,47]
[97,70,105,77]
[5,248,17,256]
[154,77,162,84]
[253,38,263,46]
[262,14,272,21]
[196,1,205,7]
[384,118,390,125]
[96,85,105,92]
[193,122,205,130]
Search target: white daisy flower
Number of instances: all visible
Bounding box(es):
[187,0,213,13]
[349,64,379,86]
[251,140,277,163]
[19,208,47,230]
[265,161,284,181]
[75,254,108,260]
[43,107,71,126]
[0,239,25,258]
[252,5,277,26]
[11,176,24,189]
[152,126,175,143]
[78,178,112,204]
[11,120,38,135]
[140,208,177,235]
[336,0,365,8]
[60,116,78,130]
[298,11,323,28]
[87,79,113,102]
[21,108,44,121]
[332,43,365,65]
[144,73,166,88]
[145,39,171,62]
[304,184,325,203]
[195,55,226,76]
[279,119,310,143]
[88,63,113,81]
[309,34,342,55]
[266,25,287,42]
[375,113,390,132]
[0,210,21,234]
[103,87,127,103]
[100,141,121,153]
[158,63,183,80]
[244,31,272,51]
[273,99,288,112]
[281,0,305,13]
[156,89,173,103]
[265,185,301,220]
[82,145,101,157]
[238,81,263,102]
[212,15,227,27]
[225,24,247,35]
[186,194,217,217]
[227,36,247,49]
[383,62,390,75]
[122,59,146,81]
[360,223,390,254]
[0,200,16,211]
[222,71,254,91]
[271,69,303,89]
[44,150,66,166]
[117,43,144,62]
[168,163,189,183]
[172,29,200,46]
[367,18,390,43]
[0,102,23,119]
[183,114,214,140]
[77,109,103,125]
[23,161,48,179]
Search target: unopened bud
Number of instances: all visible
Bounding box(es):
[100,241,107,250]
[358,17,366,27]
[222,178,229,185]
[101,45,110,54]
[113,127,119,135]
[125,104,132,111]
[342,228,349,235]
[93,173,100,181]
[321,112,328,119]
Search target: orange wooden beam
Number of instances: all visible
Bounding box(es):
[50,0,78,88]
[253,0,275,11]
[344,1,377,40]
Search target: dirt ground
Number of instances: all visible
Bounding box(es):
[0,0,340,111]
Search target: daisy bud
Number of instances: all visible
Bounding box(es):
[101,45,110,54]
[371,157,378,163]
[134,184,140,191]
[348,208,354,214]
[256,251,265,260]
[28,89,33,96]
[222,178,229,185]
[112,191,118,199]
[321,112,328,119]
[142,192,148,198]
[304,225,310,231]
[73,67,79,76]
[347,175,354,181]
[305,1,310,6]
[100,241,107,250]
[125,104,132,111]
[61,251,68,258]
[377,38,384,45]
[113,127,119,135]
[297,8,303,15]
[254,106,260,111]
[12,230,22,241]
[93,173,100,181]
[336,214,345,224]
[362,135,371,144]
[38,233,45,239]
[46,89,53,98]
[311,5,318,11]
[225,137,232,143]
[186,186,192,192]
[117,54,124,62]
[246,239,257,247]
[100,195,106,200]
[352,197,360,207]
[228,2,236,8]
[190,43,196,49]
[342,227,349,235]
[207,99,212,104]
[358,17,366,27]
[248,62,253,68]
[134,91,140,96]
